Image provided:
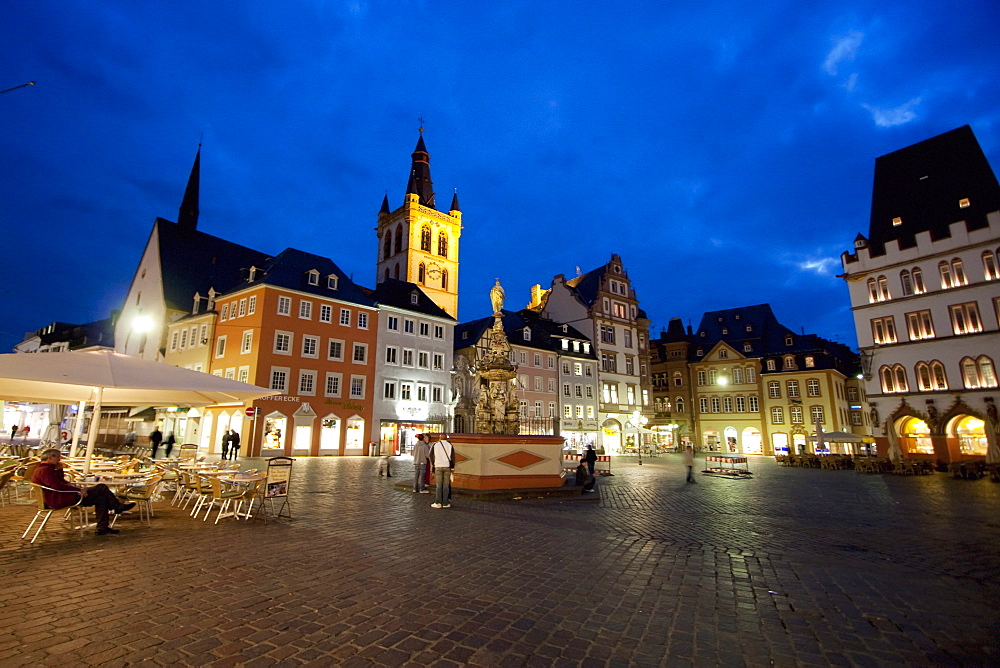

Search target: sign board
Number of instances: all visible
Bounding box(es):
[245,406,258,417]
[260,456,293,521]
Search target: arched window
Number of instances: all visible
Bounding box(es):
[982,251,999,280]
[867,278,879,303]
[418,263,426,284]
[675,398,685,413]
[877,275,890,300]
[939,261,953,288]
[900,269,913,296]
[952,258,967,286]
[437,232,448,257]
[912,267,925,293]
[893,365,908,392]
[383,235,392,260]
[394,226,403,254]
[420,225,431,252]
[979,356,998,388]
[393,263,399,280]
[931,361,948,390]
[916,362,932,391]
[441,269,448,290]
[962,357,979,388]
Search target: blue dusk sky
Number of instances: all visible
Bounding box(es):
[1,1,999,353]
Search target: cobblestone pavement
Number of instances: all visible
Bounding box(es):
[1,454,998,667]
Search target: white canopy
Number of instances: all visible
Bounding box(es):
[807,430,863,442]
[0,350,272,405]
[0,350,273,471]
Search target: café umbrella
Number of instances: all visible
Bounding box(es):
[0,350,273,472]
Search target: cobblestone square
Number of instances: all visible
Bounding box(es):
[2,455,998,666]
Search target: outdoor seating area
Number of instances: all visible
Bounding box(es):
[775,453,937,475]
[3,452,270,543]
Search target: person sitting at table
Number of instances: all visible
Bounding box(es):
[31,448,136,536]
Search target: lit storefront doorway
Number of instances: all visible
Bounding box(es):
[703,429,720,452]
[263,413,287,455]
[344,415,365,454]
[724,426,738,453]
[900,417,934,455]
[319,416,342,456]
[601,419,622,455]
[772,433,789,455]
[742,427,763,454]
[952,415,987,457]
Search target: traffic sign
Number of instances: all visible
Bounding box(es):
[245,407,258,417]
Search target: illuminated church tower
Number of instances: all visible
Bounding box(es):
[376,130,462,318]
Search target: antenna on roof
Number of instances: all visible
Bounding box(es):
[575,266,581,276]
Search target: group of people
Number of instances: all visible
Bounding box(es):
[125,428,177,459]
[410,433,455,508]
[220,429,241,460]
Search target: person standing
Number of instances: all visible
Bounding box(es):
[220,430,231,459]
[683,445,697,483]
[124,429,137,451]
[10,425,17,442]
[584,444,598,476]
[412,434,430,493]
[429,437,455,508]
[149,427,163,459]
[228,430,241,460]
[20,425,30,441]
[163,432,176,458]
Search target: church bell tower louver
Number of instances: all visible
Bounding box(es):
[376,129,462,318]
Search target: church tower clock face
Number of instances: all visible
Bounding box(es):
[375,130,462,319]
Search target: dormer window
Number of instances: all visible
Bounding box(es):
[523,327,531,341]
[696,349,704,357]
[561,324,568,333]
[583,343,590,354]
[719,349,728,359]
[248,266,258,282]
[722,328,728,335]
[766,359,776,371]
[745,325,752,332]
[306,270,319,286]
[410,291,419,305]
[327,275,339,290]
[785,336,793,346]
[743,343,752,352]
[784,355,796,369]
[462,331,469,339]
[805,356,815,368]
[699,331,706,337]
[892,217,902,226]
[959,198,970,208]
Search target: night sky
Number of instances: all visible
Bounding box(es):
[2,1,999,353]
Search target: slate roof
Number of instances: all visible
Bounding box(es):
[565,266,604,306]
[36,318,115,350]
[155,218,270,313]
[365,278,454,320]
[866,125,1000,256]
[455,309,595,358]
[231,247,376,307]
[689,304,858,375]
[405,134,436,209]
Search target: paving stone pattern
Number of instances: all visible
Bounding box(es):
[1,455,998,666]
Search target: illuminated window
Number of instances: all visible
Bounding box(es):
[959,198,970,208]
[892,216,902,226]
[711,397,720,413]
[807,379,820,397]
[900,270,913,296]
[790,406,803,423]
[905,311,934,340]
[950,302,982,335]
[420,225,431,252]
[787,380,800,398]
[768,381,781,398]
[912,267,925,294]
[771,407,784,424]
[437,232,448,257]
[983,251,999,281]
[879,364,908,393]
[962,356,997,389]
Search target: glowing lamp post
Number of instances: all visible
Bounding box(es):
[632,408,648,465]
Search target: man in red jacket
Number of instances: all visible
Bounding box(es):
[32,449,135,535]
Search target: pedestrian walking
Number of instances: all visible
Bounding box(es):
[163,432,176,458]
[412,434,430,493]
[228,430,241,459]
[20,425,30,441]
[220,430,231,459]
[10,425,17,442]
[584,444,597,476]
[683,445,697,483]
[149,427,163,459]
[124,429,137,450]
[429,436,455,508]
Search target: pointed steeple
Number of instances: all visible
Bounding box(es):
[450,189,461,213]
[406,130,436,209]
[177,145,201,233]
[379,193,391,215]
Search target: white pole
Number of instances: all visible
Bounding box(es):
[82,388,104,475]
[69,400,88,457]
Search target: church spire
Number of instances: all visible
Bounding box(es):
[405,128,436,209]
[177,144,201,233]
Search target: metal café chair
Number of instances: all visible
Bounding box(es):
[22,483,90,543]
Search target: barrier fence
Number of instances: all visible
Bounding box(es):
[563,454,612,476]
